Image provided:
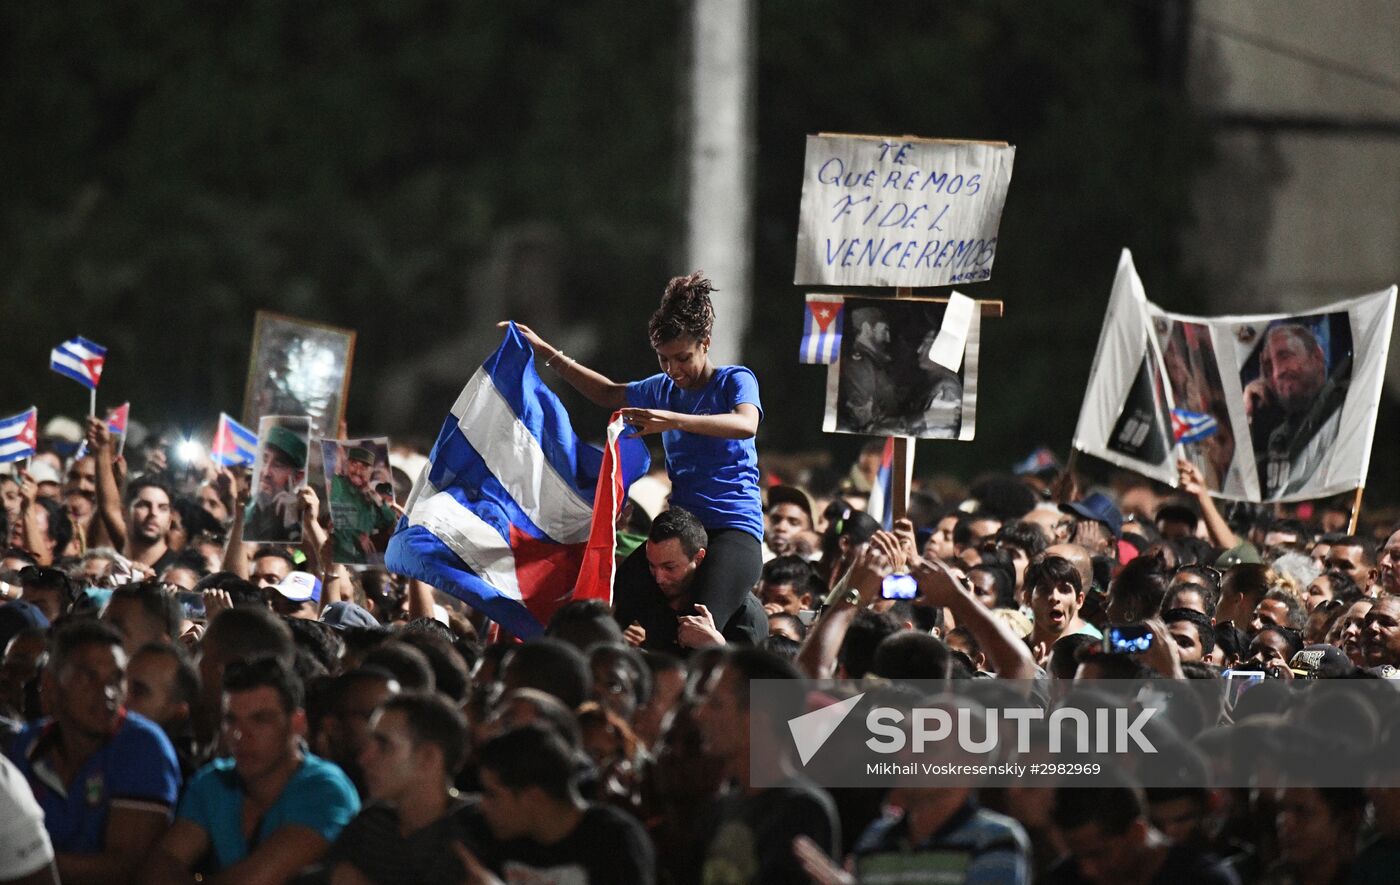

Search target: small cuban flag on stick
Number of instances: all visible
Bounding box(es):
[211,413,259,468]
[74,403,131,460]
[1170,408,1219,445]
[50,336,107,417]
[0,408,39,465]
[799,294,844,364]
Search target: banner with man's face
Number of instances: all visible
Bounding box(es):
[245,415,312,544]
[1074,250,1396,503]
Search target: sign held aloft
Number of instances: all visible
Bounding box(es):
[794,134,1016,288]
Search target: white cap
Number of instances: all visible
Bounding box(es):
[274,571,322,603]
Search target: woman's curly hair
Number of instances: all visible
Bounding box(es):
[648,271,716,345]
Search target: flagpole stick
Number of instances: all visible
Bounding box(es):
[89,388,96,420]
[890,286,917,524]
[1348,485,1365,535]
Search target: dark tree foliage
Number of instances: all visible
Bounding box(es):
[1,0,1211,482]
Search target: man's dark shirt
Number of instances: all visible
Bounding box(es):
[1045,842,1240,885]
[691,776,840,885]
[327,799,468,885]
[457,801,654,885]
[612,564,767,655]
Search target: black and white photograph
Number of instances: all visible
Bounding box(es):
[824,296,978,439]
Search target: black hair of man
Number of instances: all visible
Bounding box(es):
[871,632,950,680]
[124,475,174,508]
[1163,607,1216,657]
[20,565,76,608]
[223,653,304,713]
[759,634,801,661]
[767,612,808,641]
[1089,555,1116,595]
[202,605,295,665]
[477,723,579,802]
[33,498,73,558]
[285,617,342,675]
[719,646,806,729]
[760,555,818,590]
[1075,651,1158,681]
[996,521,1049,559]
[382,691,471,776]
[1025,555,1083,597]
[647,507,708,558]
[966,476,1036,521]
[1109,555,1170,622]
[1255,624,1304,661]
[252,545,298,569]
[497,687,584,749]
[967,562,1016,609]
[502,638,591,710]
[362,641,436,693]
[1214,623,1250,663]
[49,619,124,675]
[640,649,687,680]
[397,629,470,702]
[109,581,182,644]
[838,609,902,679]
[1171,562,1222,595]
[1154,503,1199,533]
[1330,535,1377,565]
[1170,537,1218,568]
[1049,633,1100,681]
[133,641,201,711]
[587,643,652,710]
[946,625,981,659]
[546,599,624,651]
[953,511,1000,548]
[1259,589,1305,631]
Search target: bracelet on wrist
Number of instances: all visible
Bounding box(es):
[545,349,565,368]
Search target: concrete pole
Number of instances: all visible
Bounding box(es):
[685,0,755,365]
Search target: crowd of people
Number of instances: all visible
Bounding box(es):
[2,275,1399,884]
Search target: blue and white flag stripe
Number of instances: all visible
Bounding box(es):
[213,413,259,467]
[0,408,37,463]
[800,295,844,365]
[387,324,649,639]
[49,336,107,390]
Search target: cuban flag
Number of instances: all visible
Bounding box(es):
[800,294,844,364]
[0,408,39,464]
[385,324,650,639]
[1170,408,1219,445]
[865,437,914,531]
[212,413,258,467]
[74,403,131,460]
[49,336,107,390]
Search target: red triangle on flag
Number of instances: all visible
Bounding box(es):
[809,303,838,333]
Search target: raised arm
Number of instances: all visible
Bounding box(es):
[911,557,1038,682]
[1177,459,1237,550]
[502,322,628,411]
[87,418,128,553]
[795,533,902,679]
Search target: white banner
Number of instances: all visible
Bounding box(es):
[794,134,1015,288]
[1074,250,1397,503]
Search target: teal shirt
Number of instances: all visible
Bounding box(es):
[329,474,396,564]
[177,753,359,871]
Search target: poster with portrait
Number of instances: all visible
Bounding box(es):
[823,296,980,440]
[245,416,312,544]
[1074,249,1396,503]
[242,312,356,442]
[320,437,396,566]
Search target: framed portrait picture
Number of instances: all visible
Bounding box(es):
[242,311,356,442]
[320,437,396,566]
[244,416,313,545]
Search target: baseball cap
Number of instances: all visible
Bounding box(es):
[264,425,308,469]
[25,460,61,486]
[0,599,49,649]
[1289,644,1354,679]
[346,446,375,466]
[1060,493,1123,538]
[766,485,815,527]
[274,571,321,604]
[320,601,379,631]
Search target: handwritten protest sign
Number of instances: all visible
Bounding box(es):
[794,134,1015,288]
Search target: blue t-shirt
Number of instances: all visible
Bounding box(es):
[6,711,180,854]
[626,365,763,540]
[177,752,359,871]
